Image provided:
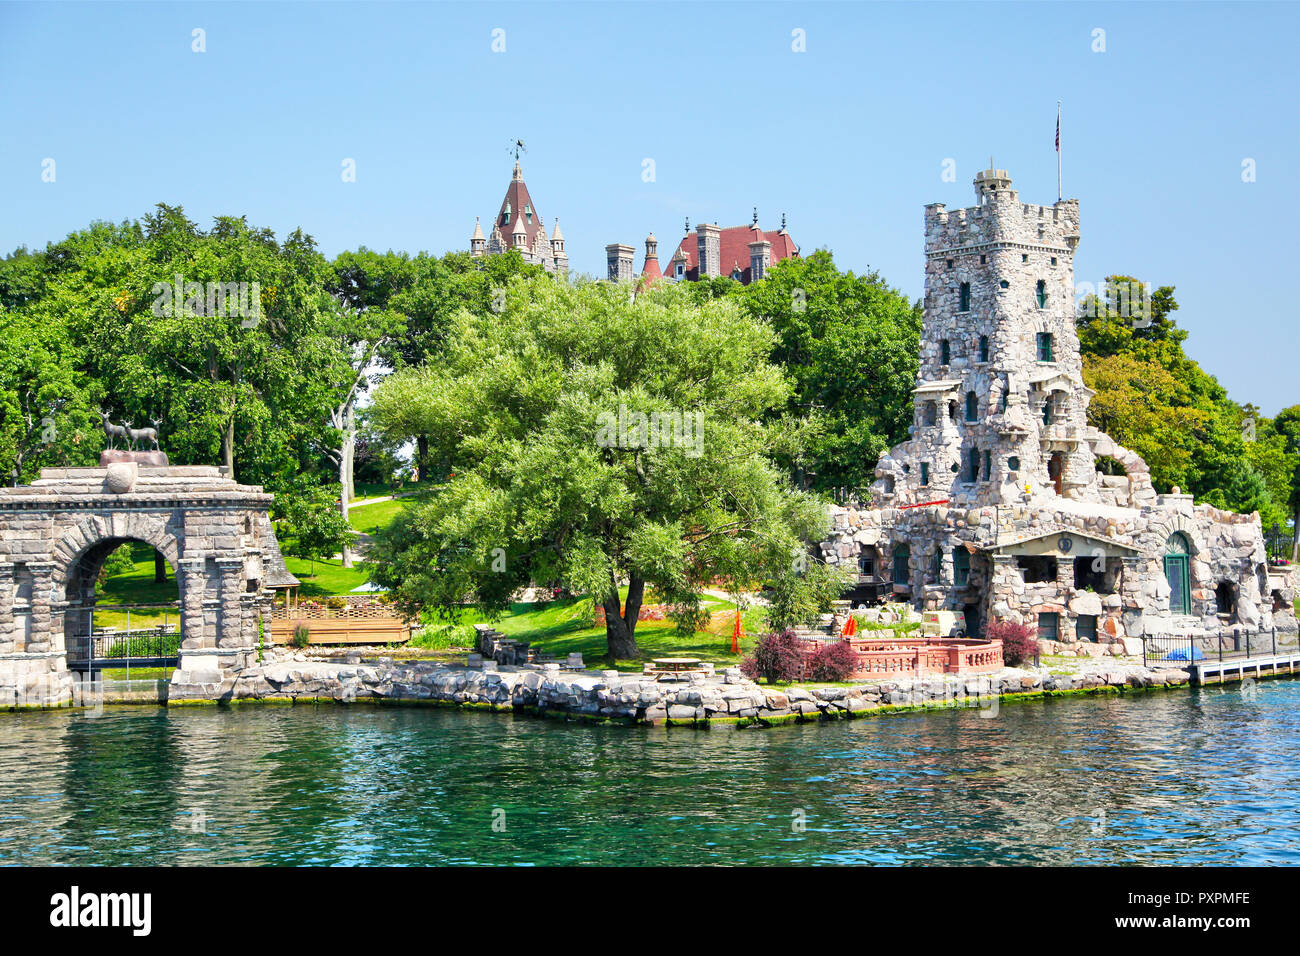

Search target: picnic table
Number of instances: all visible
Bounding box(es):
[645,657,708,681]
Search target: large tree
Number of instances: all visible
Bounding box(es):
[33,206,340,486]
[368,278,843,660]
[1079,276,1294,523]
[736,251,922,494]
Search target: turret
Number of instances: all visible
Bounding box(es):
[470,218,486,257]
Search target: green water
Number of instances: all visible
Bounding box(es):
[2,681,1299,865]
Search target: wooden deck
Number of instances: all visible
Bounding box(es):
[269,618,410,645]
[1189,651,1300,685]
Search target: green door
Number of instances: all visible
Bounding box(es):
[1164,532,1191,614]
[1164,554,1190,614]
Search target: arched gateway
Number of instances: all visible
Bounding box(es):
[0,450,297,706]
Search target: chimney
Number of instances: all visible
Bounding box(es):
[605,243,635,282]
[696,223,721,279]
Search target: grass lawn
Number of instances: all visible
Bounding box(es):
[416,593,769,670]
[348,496,421,534]
[284,556,374,596]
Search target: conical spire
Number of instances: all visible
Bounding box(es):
[472,217,485,241]
[551,218,564,241]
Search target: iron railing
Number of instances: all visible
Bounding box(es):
[67,624,180,674]
[1265,522,1296,563]
[1142,627,1294,668]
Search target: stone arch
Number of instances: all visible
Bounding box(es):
[50,513,181,592]
[1143,511,1205,557]
[50,514,186,670]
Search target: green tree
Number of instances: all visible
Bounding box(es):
[277,483,356,576]
[0,305,101,482]
[1079,276,1283,520]
[368,278,845,660]
[737,251,921,493]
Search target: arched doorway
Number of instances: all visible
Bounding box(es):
[1164,532,1191,615]
[63,537,184,679]
[1048,452,1065,496]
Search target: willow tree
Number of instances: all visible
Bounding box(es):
[368,277,843,661]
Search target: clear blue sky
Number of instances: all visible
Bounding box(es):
[2,1,1296,413]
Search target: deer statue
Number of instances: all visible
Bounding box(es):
[126,419,161,451]
[99,410,130,450]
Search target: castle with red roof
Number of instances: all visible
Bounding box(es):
[470,160,568,274]
[607,211,799,285]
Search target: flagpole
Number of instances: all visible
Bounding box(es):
[1056,100,1063,201]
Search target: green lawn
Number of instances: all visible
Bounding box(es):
[283,556,374,597]
[348,496,420,534]
[417,593,769,670]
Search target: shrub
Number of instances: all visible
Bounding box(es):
[806,640,860,682]
[325,596,348,610]
[291,623,311,649]
[986,619,1037,666]
[740,630,807,683]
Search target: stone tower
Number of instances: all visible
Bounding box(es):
[874,165,1090,507]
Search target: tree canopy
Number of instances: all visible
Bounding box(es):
[367,278,845,659]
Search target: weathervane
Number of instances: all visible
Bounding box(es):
[509,139,527,162]
[752,206,759,226]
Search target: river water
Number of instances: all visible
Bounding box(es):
[2,681,1298,865]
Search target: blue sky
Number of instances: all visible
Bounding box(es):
[2,1,1296,413]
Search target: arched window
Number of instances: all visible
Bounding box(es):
[965,391,978,421]
[923,401,937,426]
[978,335,989,363]
[892,544,910,585]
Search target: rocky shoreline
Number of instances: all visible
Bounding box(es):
[154,648,1214,725]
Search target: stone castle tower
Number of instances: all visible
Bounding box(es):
[873,165,1102,508]
[818,162,1285,646]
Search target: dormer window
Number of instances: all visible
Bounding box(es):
[675,263,684,278]
[958,282,971,312]
[524,204,532,223]
[501,202,511,225]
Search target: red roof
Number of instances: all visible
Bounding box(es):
[640,253,661,279]
[493,165,545,251]
[665,223,799,283]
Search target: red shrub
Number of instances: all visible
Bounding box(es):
[806,641,860,682]
[740,630,807,683]
[986,619,1037,666]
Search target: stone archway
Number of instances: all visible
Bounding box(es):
[56,522,185,676]
[0,453,297,706]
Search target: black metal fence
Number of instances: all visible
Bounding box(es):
[67,625,181,672]
[1265,522,1296,562]
[1142,627,1295,668]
